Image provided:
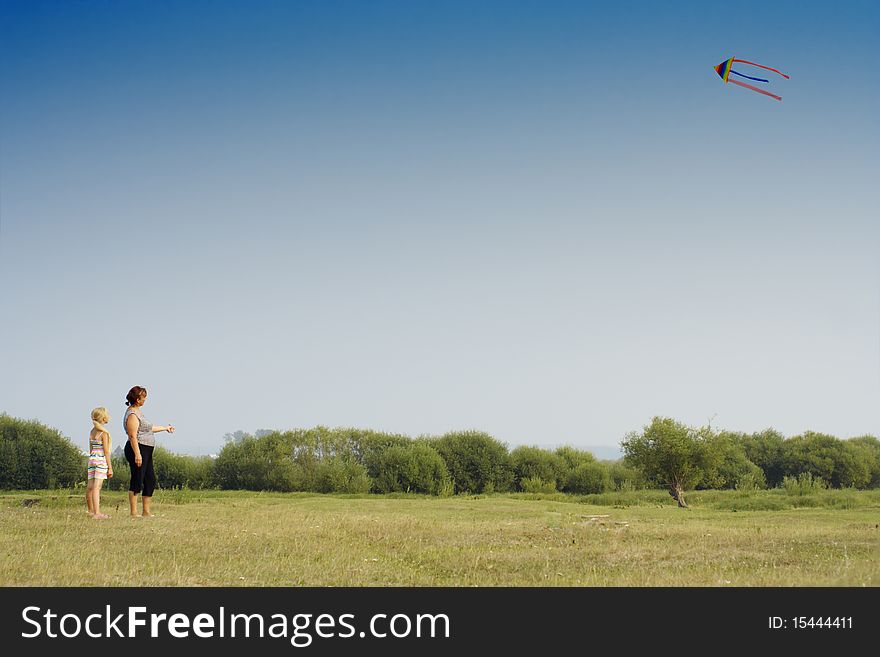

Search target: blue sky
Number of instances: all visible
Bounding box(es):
[1,0,878,455]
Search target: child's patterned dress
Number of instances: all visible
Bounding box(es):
[87,432,109,480]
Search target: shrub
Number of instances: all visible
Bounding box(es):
[213,436,271,490]
[606,460,646,491]
[213,428,376,493]
[510,446,566,491]
[781,432,868,489]
[701,433,765,490]
[371,443,450,495]
[431,431,513,494]
[520,476,557,494]
[565,460,613,494]
[735,429,786,488]
[847,436,880,488]
[353,431,413,478]
[556,446,620,493]
[0,414,85,489]
[782,472,827,495]
[734,470,766,491]
[153,447,214,489]
[316,455,371,494]
[105,453,130,490]
[837,440,873,489]
[555,445,596,470]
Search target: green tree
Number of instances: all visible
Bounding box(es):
[621,417,717,507]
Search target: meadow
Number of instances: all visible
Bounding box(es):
[1,489,877,586]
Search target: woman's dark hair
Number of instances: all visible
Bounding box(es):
[125,386,147,407]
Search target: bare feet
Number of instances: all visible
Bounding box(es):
[130,513,143,518]
[93,513,110,520]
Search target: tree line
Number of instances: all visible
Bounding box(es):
[1,413,878,500]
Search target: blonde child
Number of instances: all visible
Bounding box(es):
[86,407,113,519]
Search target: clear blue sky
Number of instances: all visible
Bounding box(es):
[1,0,878,455]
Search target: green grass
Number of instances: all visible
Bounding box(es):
[1,489,878,586]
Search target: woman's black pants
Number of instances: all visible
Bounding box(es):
[124,442,156,497]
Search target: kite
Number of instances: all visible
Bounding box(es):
[714,57,789,101]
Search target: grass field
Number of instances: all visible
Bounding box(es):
[1,489,878,586]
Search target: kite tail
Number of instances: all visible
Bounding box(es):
[729,70,769,83]
[731,59,790,79]
[729,78,782,101]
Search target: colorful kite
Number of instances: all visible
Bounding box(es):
[714,57,789,101]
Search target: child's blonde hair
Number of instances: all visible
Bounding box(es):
[91,407,111,449]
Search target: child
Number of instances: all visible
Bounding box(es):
[86,407,113,519]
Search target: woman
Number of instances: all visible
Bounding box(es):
[123,385,175,517]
